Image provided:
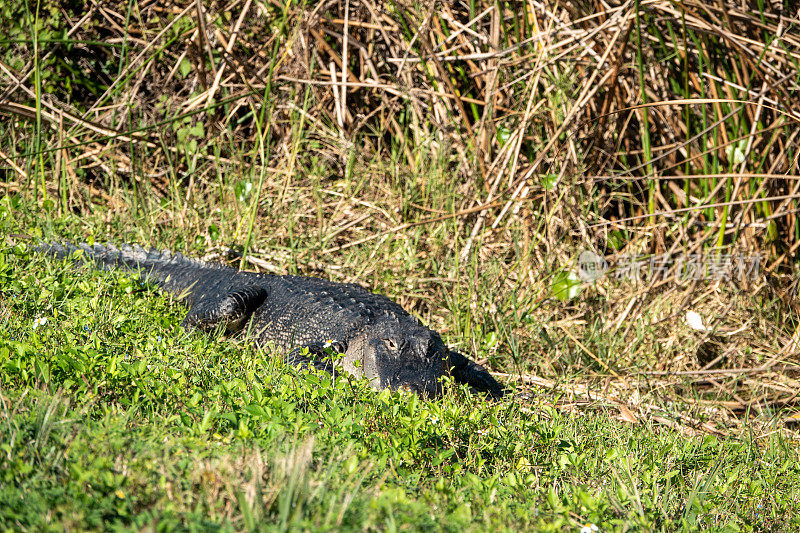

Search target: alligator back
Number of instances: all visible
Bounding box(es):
[250,273,421,350]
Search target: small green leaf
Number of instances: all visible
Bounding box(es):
[234,180,253,203]
[497,126,512,146]
[551,271,581,301]
[483,330,498,349]
[178,57,191,78]
[208,224,220,241]
[539,174,558,190]
[607,230,626,251]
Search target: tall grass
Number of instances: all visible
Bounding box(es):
[1,2,797,261]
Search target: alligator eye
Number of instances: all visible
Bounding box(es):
[383,338,398,351]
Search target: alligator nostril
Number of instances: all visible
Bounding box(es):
[395,382,437,397]
[423,339,437,358]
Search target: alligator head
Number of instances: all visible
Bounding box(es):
[342,318,451,397]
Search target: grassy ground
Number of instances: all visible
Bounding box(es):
[0,234,796,531]
[2,0,800,530]
[2,181,799,531]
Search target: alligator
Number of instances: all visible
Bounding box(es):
[39,242,504,398]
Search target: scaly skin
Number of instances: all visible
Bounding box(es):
[41,242,504,398]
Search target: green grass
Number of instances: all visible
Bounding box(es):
[1,201,799,531]
[2,0,800,529]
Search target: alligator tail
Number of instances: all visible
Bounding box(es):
[38,241,247,304]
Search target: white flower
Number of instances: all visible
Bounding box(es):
[32,317,48,330]
[580,524,599,533]
[685,310,709,332]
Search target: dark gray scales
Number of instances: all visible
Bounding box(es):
[41,242,504,398]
